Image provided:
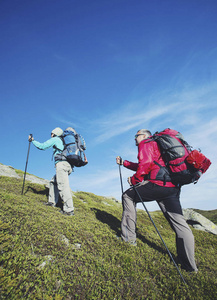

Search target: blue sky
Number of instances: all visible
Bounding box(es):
[1,0,217,211]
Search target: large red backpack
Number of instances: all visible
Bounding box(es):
[150,128,211,186]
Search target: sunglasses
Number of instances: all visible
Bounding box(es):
[135,134,144,138]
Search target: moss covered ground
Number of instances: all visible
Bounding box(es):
[0,175,216,299]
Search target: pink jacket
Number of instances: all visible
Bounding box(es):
[123,139,175,187]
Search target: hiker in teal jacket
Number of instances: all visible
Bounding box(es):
[29,127,74,216]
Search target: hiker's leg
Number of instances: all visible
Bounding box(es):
[121,181,157,243]
[121,186,137,242]
[49,175,59,205]
[158,195,198,272]
[56,161,74,213]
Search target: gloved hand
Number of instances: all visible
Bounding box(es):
[116,156,124,165]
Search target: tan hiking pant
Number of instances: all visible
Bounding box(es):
[49,161,73,212]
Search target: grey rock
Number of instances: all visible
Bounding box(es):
[0,163,49,186]
[25,174,49,186]
[38,255,54,269]
[59,234,70,246]
[59,234,81,249]
[73,243,81,249]
[183,208,217,235]
[0,164,20,178]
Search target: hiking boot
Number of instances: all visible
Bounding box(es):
[184,268,198,274]
[189,270,198,274]
[60,210,74,216]
[44,202,55,207]
[127,240,137,246]
[115,236,137,246]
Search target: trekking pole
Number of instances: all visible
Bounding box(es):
[132,184,187,285]
[21,134,32,195]
[118,157,124,194]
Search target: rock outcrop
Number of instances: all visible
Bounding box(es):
[0,163,49,186]
[183,208,217,235]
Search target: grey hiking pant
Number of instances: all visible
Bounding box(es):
[121,181,198,272]
[49,161,74,212]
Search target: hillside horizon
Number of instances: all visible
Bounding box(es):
[0,162,216,215]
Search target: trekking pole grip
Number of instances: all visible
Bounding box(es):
[117,156,124,194]
[29,134,33,142]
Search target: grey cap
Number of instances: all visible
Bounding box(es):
[66,127,77,134]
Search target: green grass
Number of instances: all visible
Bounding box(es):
[0,175,217,299]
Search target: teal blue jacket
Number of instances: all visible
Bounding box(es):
[32,137,64,164]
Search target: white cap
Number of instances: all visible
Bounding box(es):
[51,127,63,136]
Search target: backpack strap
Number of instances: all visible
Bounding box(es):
[52,136,65,161]
[151,161,172,185]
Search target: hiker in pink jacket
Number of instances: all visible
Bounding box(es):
[116,129,198,272]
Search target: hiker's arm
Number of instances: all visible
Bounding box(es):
[123,160,138,171]
[130,142,152,185]
[79,153,88,166]
[116,156,138,170]
[32,138,56,150]
[84,153,88,163]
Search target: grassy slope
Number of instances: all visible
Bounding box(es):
[0,176,217,300]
